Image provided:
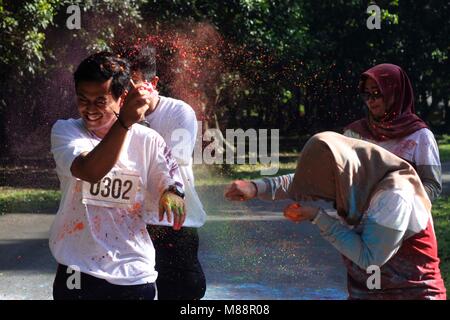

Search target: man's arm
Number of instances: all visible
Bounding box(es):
[145,134,186,229]
[71,84,152,183]
[70,121,128,183]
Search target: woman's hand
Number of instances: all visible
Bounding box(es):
[159,191,186,231]
[224,180,257,201]
[283,202,320,223]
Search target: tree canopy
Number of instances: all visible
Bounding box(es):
[1,0,449,157]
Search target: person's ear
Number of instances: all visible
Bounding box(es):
[119,90,128,108]
[150,76,159,89]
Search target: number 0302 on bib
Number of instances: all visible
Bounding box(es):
[81,170,142,209]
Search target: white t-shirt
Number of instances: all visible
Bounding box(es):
[343,128,440,166]
[50,118,182,285]
[145,96,207,227]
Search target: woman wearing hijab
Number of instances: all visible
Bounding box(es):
[344,63,442,201]
[225,132,446,300]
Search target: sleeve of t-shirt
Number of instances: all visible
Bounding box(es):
[412,129,442,200]
[252,173,295,201]
[51,120,92,178]
[413,129,441,166]
[312,190,411,270]
[164,104,198,166]
[145,134,184,198]
[143,134,184,224]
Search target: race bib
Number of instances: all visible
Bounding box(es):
[82,169,141,209]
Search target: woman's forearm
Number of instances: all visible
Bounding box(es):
[416,164,442,201]
[252,173,294,201]
[313,210,404,270]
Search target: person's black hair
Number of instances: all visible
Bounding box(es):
[74,51,130,100]
[114,44,156,81]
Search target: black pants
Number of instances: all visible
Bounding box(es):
[53,264,156,300]
[147,225,206,300]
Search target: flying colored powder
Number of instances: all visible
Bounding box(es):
[112,22,228,125]
[4,16,352,161]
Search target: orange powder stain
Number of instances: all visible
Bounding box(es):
[93,215,101,234]
[74,182,82,193]
[56,220,84,241]
[74,222,84,231]
[128,202,142,215]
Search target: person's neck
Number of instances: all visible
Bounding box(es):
[87,120,115,139]
[145,96,161,116]
[91,128,108,139]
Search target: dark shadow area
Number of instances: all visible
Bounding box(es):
[0,165,59,189]
[0,238,56,273]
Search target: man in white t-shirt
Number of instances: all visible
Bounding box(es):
[50,52,186,300]
[117,44,207,299]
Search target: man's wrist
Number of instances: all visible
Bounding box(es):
[117,114,132,130]
[112,110,131,130]
[166,184,185,199]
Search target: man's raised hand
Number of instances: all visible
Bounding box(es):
[119,80,152,128]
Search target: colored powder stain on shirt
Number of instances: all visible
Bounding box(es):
[93,215,101,234]
[74,222,84,231]
[56,220,84,241]
[74,181,82,193]
[128,202,142,216]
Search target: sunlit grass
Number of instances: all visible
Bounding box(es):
[439,144,450,162]
[0,187,60,214]
[432,196,450,292]
[193,160,297,186]
[438,134,450,162]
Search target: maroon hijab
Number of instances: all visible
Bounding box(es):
[345,63,428,141]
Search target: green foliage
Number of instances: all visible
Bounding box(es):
[438,135,450,162]
[0,0,147,156]
[0,1,449,158]
[0,0,61,76]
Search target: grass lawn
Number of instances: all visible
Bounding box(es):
[438,134,450,162]
[433,197,450,291]
[0,187,60,214]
